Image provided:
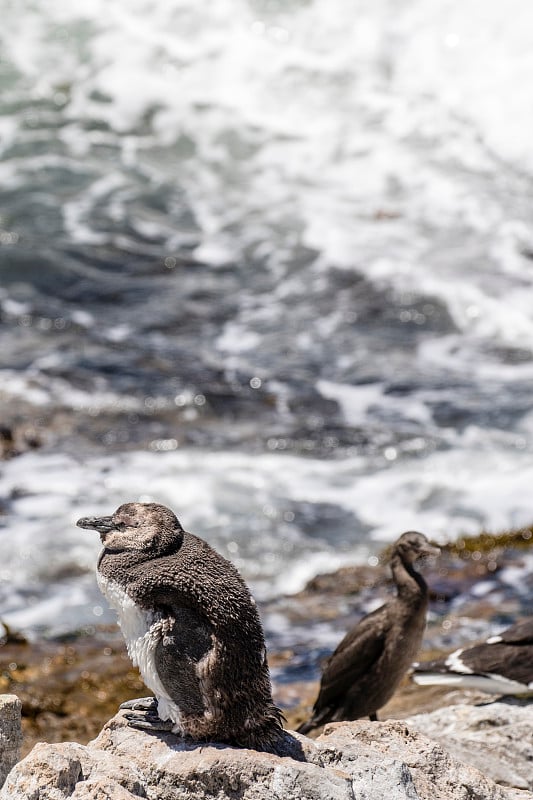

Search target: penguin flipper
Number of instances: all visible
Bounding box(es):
[154,606,215,718]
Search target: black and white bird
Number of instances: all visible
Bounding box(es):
[297,531,439,734]
[411,617,533,695]
[77,502,284,751]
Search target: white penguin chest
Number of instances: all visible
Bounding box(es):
[97,573,153,651]
[96,572,181,725]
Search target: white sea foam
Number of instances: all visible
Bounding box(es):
[0,441,532,635]
[1,0,533,640]
[0,370,142,412]
[318,380,433,428]
[2,1,533,290]
[1,1,533,405]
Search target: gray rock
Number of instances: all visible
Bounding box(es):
[1,706,531,800]
[317,719,526,800]
[405,699,533,793]
[0,694,22,789]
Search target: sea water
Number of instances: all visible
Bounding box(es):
[1,0,533,640]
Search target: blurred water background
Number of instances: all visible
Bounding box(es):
[1,0,533,645]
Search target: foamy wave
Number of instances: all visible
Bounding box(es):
[0,440,532,634]
[2,0,533,639]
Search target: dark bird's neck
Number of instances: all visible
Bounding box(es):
[391,553,428,607]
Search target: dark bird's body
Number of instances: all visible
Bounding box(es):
[298,531,439,734]
[412,617,533,695]
[77,502,284,751]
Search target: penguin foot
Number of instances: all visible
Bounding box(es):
[122,711,174,732]
[119,696,157,712]
[120,696,175,733]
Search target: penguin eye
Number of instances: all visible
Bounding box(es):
[115,520,139,530]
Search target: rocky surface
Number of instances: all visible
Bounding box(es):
[0,694,22,789]
[2,703,532,800]
[0,630,147,757]
[0,423,41,461]
[406,700,533,792]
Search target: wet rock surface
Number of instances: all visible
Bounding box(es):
[0,423,41,462]
[0,631,145,757]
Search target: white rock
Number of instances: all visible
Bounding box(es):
[406,699,533,792]
[1,705,531,800]
[0,695,23,789]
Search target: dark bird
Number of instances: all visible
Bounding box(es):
[411,617,533,695]
[297,531,439,734]
[77,502,284,751]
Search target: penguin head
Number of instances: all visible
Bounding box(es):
[77,502,183,554]
[393,531,440,565]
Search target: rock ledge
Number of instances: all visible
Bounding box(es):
[2,700,533,800]
[0,695,22,789]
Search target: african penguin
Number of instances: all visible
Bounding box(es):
[77,502,284,751]
[297,531,440,734]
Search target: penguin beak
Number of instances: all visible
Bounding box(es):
[76,516,115,535]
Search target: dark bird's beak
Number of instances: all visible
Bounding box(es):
[76,516,115,534]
